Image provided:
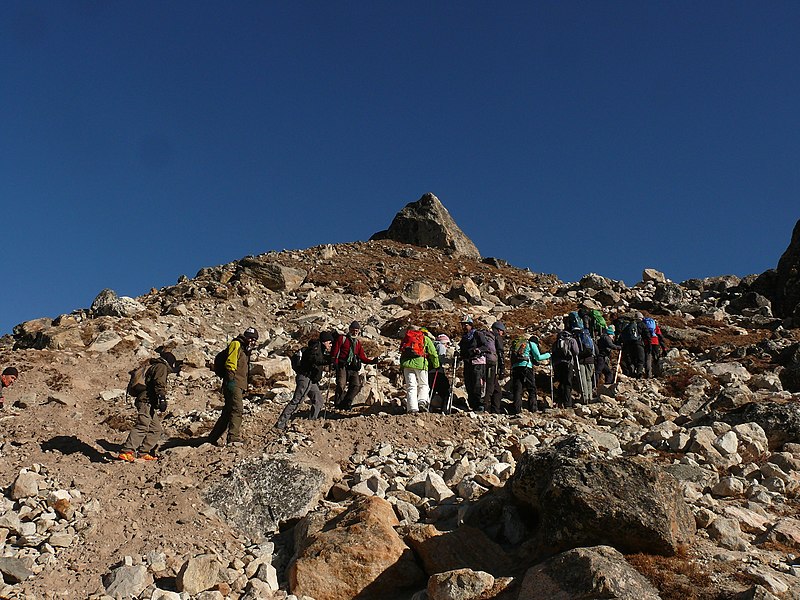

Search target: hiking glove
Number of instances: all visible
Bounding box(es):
[157,397,167,412]
[225,379,237,392]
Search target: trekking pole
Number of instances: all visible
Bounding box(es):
[549,361,554,408]
[323,370,334,420]
[614,348,622,384]
[574,354,587,404]
[445,355,458,415]
[429,370,439,403]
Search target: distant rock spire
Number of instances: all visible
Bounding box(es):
[370,193,481,258]
[775,218,800,321]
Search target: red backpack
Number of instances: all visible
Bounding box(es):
[400,330,426,359]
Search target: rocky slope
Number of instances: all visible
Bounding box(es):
[0,209,799,600]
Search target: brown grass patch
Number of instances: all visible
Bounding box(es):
[627,551,720,600]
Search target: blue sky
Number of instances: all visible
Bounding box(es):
[2,1,798,336]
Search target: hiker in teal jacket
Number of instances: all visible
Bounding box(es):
[400,327,440,413]
[510,336,551,414]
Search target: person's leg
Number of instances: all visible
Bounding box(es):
[511,367,523,414]
[483,363,497,412]
[341,369,361,409]
[121,399,152,454]
[307,383,324,419]
[207,386,232,443]
[227,386,244,443]
[140,407,163,455]
[525,367,538,411]
[416,368,430,411]
[334,367,347,407]
[276,375,310,429]
[404,367,418,412]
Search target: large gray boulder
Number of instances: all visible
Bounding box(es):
[90,288,147,318]
[510,436,695,560]
[370,193,480,258]
[204,454,340,540]
[775,218,800,324]
[236,258,307,291]
[517,545,661,600]
[709,401,800,450]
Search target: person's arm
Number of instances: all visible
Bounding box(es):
[530,342,551,362]
[425,337,440,369]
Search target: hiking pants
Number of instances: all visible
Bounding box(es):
[622,342,645,378]
[276,374,324,429]
[334,366,361,409]
[483,362,502,413]
[208,383,244,443]
[553,362,574,408]
[403,367,429,412]
[511,366,537,413]
[577,362,594,403]
[596,355,615,385]
[645,345,661,378]
[122,397,163,454]
[463,362,486,411]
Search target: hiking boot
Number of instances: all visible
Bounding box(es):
[117,452,135,462]
[139,453,157,461]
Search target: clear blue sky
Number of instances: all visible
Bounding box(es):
[2,1,798,336]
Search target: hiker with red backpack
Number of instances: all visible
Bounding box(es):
[399,326,440,413]
[118,349,179,462]
[458,316,491,412]
[275,331,334,429]
[331,321,380,410]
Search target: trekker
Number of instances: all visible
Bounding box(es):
[0,367,19,410]
[616,312,649,378]
[118,350,179,462]
[643,316,668,378]
[207,327,258,446]
[483,321,506,413]
[509,334,550,414]
[331,321,379,410]
[399,326,440,413]
[551,329,580,408]
[458,316,491,412]
[572,325,596,403]
[275,331,334,429]
[596,326,622,385]
[429,334,453,412]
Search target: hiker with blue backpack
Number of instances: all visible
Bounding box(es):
[509,333,551,413]
[643,316,668,378]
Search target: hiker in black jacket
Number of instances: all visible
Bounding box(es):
[483,321,506,413]
[596,327,622,385]
[458,316,490,412]
[615,312,650,378]
[275,331,334,429]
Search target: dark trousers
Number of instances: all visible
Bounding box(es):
[428,368,450,412]
[553,362,574,408]
[645,345,661,378]
[122,397,162,454]
[622,342,645,378]
[483,362,502,413]
[511,366,537,413]
[596,355,615,385]
[334,366,361,409]
[275,374,325,429]
[464,362,486,410]
[208,383,244,443]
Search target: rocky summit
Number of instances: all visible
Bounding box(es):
[1,202,800,600]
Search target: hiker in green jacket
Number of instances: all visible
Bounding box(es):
[399,326,440,413]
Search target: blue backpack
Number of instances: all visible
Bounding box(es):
[567,311,583,331]
[643,317,657,338]
[576,328,594,358]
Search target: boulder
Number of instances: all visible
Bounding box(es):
[711,402,800,450]
[510,435,695,559]
[102,564,153,599]
[427,569,495,600]
[0,557,34,584]
[289,496,425,600]
[90,288,146,317]
[237,257,307,291]
[205,454,340,540]
[403,524,514,577]
[370,193,481,258]
[518,545,661,600]
[176,554,221,595]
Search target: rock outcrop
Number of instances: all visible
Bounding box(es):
[370,193,481,258]
[775,218,800,324]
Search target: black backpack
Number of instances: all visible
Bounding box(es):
[212,346,229,377]
[290,348,304,374]
[619,320,641,343]
[552,332,574,361]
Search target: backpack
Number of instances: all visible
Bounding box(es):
[590,310,607,334]
[127,361,150,396]
[643,317,657,338]
[510,336,529,363]
[400,330,426,359]
[481,330,497,363]
[212,346,229,377]
[553,332,574,361]
[567,311,582,331]
[619,320,641,343]
[290,348,304,373]
[576,328,595,359]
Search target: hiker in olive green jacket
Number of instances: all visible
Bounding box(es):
[207,327,258,446]
[118,350,178,462]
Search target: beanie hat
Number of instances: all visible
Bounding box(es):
[349,321,361,331]
[2,367,18,377]
[159,351,178,371]
[491,321,506,332]
[243,327,259,340]
[528,335,539,343]
[436,334,451,344]
[461,315,474,324]
[319,331,334,343]
[635,312,644,320]
[606,327,615,335]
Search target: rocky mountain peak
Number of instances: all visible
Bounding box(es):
[776,218,800,320]
[370,192,481,258]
